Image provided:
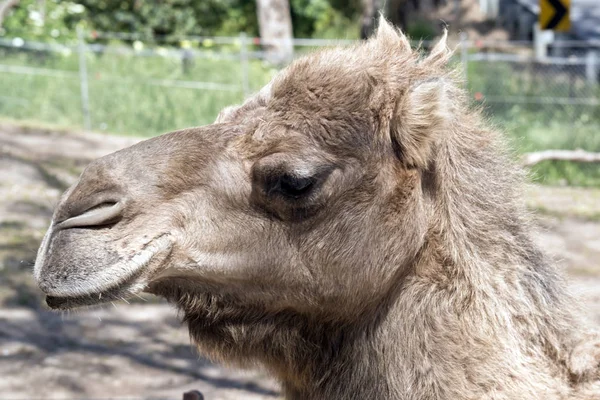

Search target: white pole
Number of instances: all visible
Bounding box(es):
[585,51,598,85]
[77,26,91,131]
[533,22,554,61]
[240,32,250,98]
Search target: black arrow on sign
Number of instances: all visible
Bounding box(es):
[545,0,568,30]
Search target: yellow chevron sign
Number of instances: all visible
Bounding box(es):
[540,0,571,32]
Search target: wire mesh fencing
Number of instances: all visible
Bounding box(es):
[0,32,598,140]
[465,41,599,110]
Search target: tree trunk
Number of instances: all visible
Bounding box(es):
[0,0,20,28]
[256,0,293,64]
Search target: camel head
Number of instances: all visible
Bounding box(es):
[35,20,455,324]
[34,19,600,400]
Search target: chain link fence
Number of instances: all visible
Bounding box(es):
[0,32,598,147]
[464,40,599,107]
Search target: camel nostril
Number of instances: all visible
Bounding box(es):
[56,201,124,230]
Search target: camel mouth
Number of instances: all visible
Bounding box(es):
[42,234,174,310]
[45,269,145,310]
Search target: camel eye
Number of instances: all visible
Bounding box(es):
[276,174,315,199]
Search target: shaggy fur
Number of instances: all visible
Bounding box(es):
[35,19,600,399]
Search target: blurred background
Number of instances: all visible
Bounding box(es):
[0,1,599,399]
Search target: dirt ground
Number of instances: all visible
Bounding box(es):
[1,122,600,399]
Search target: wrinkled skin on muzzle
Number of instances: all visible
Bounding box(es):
[35,124,247,309]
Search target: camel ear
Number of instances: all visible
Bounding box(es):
[374,16,411,52]
[375,24,452,168]
[392,78,450,168]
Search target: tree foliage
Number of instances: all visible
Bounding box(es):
[0,0,83,42]
[74,0,259,38]
[291,0,360,38]
[1,0,362,41]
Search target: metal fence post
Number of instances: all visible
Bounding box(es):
[239,32,250,98]
[460,32,468,84]
[77,26,91,131]
[585,51,598,85]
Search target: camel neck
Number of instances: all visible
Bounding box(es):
[277,322,391,400]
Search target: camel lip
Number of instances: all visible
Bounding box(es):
[39,234,174,301]
[42,234,175,310]
[45,268,146,310]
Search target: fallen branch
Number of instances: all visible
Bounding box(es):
[521,149,600,167]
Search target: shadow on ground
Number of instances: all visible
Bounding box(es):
[0,305,280,399]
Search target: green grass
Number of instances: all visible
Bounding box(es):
[0,47,277,135]
[466,59,600,187]
[477,104,600,187]
[1,46,600,186]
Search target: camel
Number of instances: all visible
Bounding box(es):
[35,19,600,399]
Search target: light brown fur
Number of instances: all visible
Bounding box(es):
[35,19,600,399]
